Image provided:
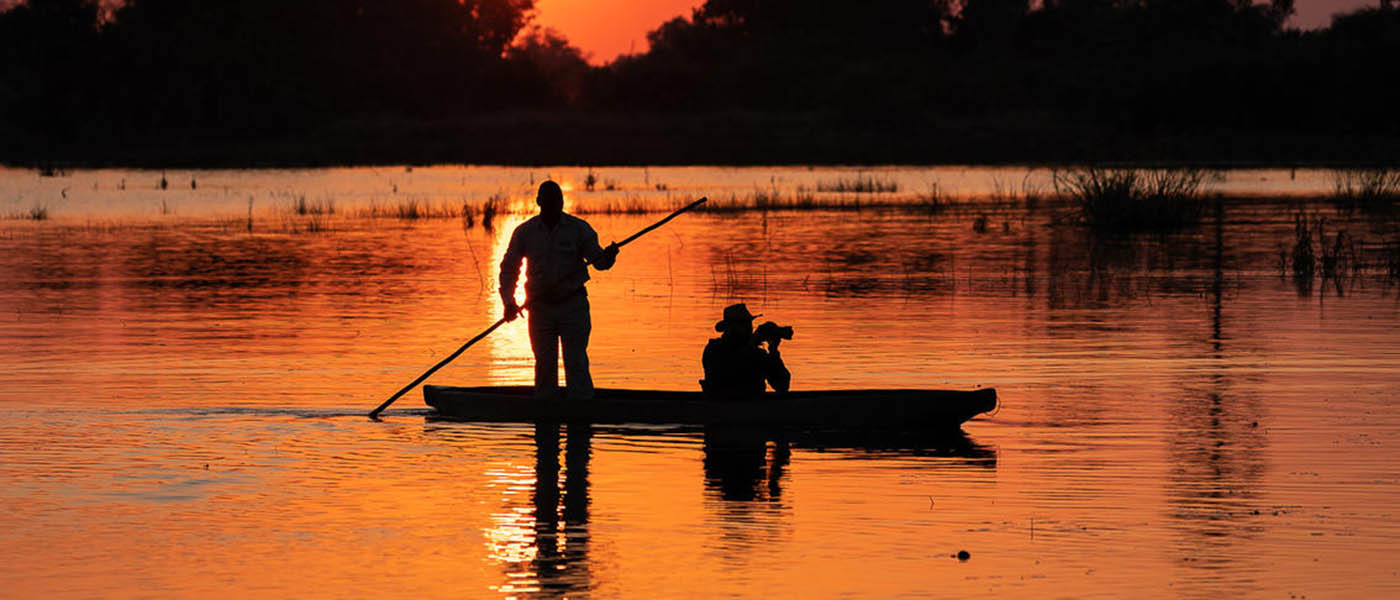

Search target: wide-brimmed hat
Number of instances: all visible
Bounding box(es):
[715,303,761,332]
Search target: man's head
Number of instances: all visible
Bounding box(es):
[536,180,564,222]
[714,303,760,340]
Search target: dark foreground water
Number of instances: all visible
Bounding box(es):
[1,166,1398,598]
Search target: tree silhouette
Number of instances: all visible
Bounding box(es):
[957,0,1028,49]
[0,0,101,140]
[506,26,591,106]
[1,0,1396,164]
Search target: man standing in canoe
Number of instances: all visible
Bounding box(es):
[500,181,619,401]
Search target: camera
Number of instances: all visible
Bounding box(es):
[754,321,794,343]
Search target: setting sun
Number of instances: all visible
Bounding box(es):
[531,0,702,64]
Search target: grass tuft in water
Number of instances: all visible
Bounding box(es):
[793,185,816,208]
[1386,243,1400,281]
[360,198,465,220]
[395,199,425,219]
[918,182,946,213]
[480,194,503,230]
[302,214,330,233]
[1289,213,1316,279]
[750,187,782,210]
[1332,167,1400,211]
[292,195,336,216]
[6,204,51,220]
[1317,223,1357,280]
[1054,167,1208,232]
[817,175,898,194]
[1286,214,1360,281]
[461,202,475,228]
[990,174,1043,208]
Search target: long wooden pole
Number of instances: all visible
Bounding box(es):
[368,197,707,419]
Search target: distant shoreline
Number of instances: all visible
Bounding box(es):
[4,112,1397,170]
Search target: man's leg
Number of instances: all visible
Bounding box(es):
[528,307,561,400]
[559,295,594,401]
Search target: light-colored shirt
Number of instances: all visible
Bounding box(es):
[500,213,614,305]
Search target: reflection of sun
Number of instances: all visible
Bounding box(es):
[482,196,593,388]
[482,462,541,595]
[485,213,534,386]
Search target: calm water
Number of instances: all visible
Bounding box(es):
[2,165,1398,598]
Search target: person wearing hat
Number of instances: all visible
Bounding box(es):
[701,303,791,398]
[500,180,619,401]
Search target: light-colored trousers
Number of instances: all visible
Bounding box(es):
[528,293,593,400]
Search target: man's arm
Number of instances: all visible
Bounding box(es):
[763,343,791,394]
[499,227,524,320]
[582,223,618,271]
[701,339,719,393]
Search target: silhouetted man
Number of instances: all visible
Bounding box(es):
[501,181,618,400]
[701,303,791,399]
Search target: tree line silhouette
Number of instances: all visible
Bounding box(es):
[2,0,1396,165]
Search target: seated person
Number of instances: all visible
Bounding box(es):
[701,303,791,399]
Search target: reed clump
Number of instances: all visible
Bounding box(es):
[793,185,816,209]
[6,204,50,220]
[355,193,512,229]
[989,174,1043,207]
[1386,243,1400,281]
[480,193,503,230]
[395,199,431,219]
[1318,226,1352,279]
[972,214,989,233]
[706,190,892,212]
[360,198,463,220]
[292,195,336,216]
[1332,167,1400,211]
[301,214,331,233]
[750,187,782,210]
[575,195,649,215]
[1285,214,1359,280]
[816,175,898,194]
[917,182,946,213]
[1287,214,1315,279]
[1054,167,1208,231]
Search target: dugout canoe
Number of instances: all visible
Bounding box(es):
[424,385,997,429]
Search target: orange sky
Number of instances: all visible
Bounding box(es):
[0,1,1378,65]
[532,0,702,64]
[530,0,1377,65]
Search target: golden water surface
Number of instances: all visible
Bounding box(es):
[1,166,1397,598]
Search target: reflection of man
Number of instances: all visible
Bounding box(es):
[532,422,592,590]
[703,426,789,501]
[500,181,618,400]
[701,303,791,398]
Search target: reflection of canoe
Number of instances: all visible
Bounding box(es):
[779,428,998,464]
[424,385,996,429]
